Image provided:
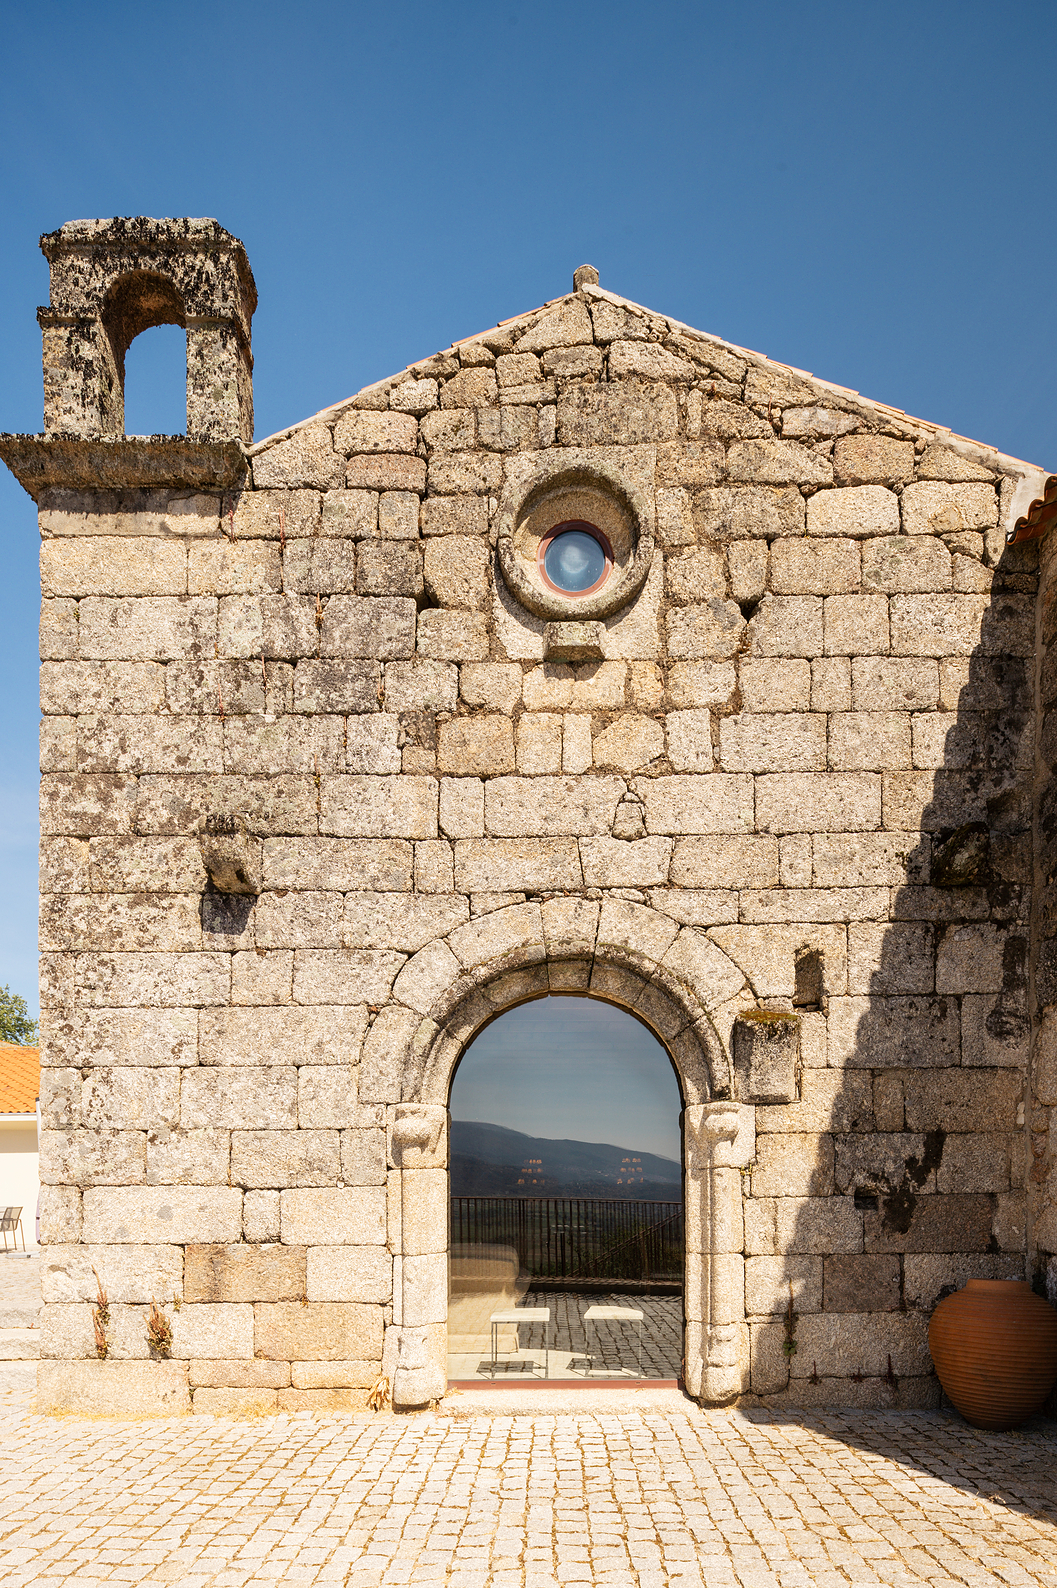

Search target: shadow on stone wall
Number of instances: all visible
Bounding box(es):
[750,534,1047,1412]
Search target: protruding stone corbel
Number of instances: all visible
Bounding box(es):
[733,1010,799,1104]
[391,1103,446,1166]
[197,814,261,895]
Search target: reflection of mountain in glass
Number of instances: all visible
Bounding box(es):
[451,1120,682,1199]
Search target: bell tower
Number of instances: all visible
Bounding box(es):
[37,216,256,442]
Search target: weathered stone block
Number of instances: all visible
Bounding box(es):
[751,1132,833,1196]
[230,1130,340,1188]
[579,837,672,888]
[181,1068,297,1130]
[823,1255,901,1312]
[188,1358,291,1388]
[828,712,911,771]
[169,1303,254,1360]
[43,536,188,599]
[901,480,998,535]
[719,713,827,773]
[557,383,678,446]
[346,454,426,492]
[827,994,960,1069]
[41,1244,182,1305]
[728,440,832,485]
[81,1186,243,1245]
[305,1246,391,1303]
[320,775,437,839]
[903,1068,1022,1133]
[637,775,755,836]
[192,1387,279,1414]
[750,595,823,658]
[861,535,950,594]
[592,714,664,771]
[37,1359,191,1416]
[253,1301,383,1361]
[806,485,899,538]
[437,715,514,776]
[833,435,914,485]
[423,536,491,610]
[185,1244,306,1303]
[775,1196,862,1256]
[851,657,938,711]
[292,949,403,1005]
[79,596,217,661]
[199,1005,368,1067]
[319,595,416,659]
[333,411,417,456]
[280,1187,386,1246]
[935,923,1010,995]
[771,537,860,595]
[243,1190,280,1243]
[253,425,343,490]
[664,710,714,772]
[287,1363,377,1391]
[666,600,745,661]
[416,609,490,662]
[670,834,778,889]
[863,1193,993,1253]
[484,775,623,837]
[147,1129,231,1186]
[847,922,934,994]
[400,1169,447,1255]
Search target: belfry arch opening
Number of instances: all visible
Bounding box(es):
[122,322,187,436]
[445,994,685,1385]
[100,270,189,437]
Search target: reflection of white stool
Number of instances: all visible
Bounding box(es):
[583,1305,644,1376]
[489,1308,550,1378]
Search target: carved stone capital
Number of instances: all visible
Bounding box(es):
[391,1103,446,1167]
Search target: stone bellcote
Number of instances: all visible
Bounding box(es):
[37,216,256,443]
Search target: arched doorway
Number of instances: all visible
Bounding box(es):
[447,994,684,1384]
[380,900,749,1409]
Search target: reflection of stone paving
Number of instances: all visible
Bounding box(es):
[525,1288,682,1378]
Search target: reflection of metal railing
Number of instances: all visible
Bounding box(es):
[450,1197,684,1283]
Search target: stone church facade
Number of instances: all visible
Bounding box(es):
[3,217,1056,1416]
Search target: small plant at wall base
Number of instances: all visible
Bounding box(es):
[0,986,37,1045]
[92,1271,110,1361]
[146,1299,173,1360]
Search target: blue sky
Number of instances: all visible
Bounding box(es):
[451,997,683,1160]
[2,0,1057,1015]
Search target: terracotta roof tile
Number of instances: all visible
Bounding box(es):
[0,1045,39,1114]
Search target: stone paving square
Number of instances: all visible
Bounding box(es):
[0,1387,1053,1586]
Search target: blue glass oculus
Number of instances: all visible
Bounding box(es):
[542,524,608,593]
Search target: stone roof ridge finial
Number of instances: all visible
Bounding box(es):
[573,263,600,291]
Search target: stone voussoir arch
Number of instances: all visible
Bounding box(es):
[372,899,753,1409]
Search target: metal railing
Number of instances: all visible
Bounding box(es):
[450,1196,684,1283]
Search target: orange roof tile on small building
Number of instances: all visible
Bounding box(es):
[0,1045,40,1114]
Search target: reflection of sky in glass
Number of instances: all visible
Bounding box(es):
[452,996,681,1161]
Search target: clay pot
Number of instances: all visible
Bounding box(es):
[928,1278,1057,1430]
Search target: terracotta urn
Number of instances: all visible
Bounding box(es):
[928,1278,1057,1430]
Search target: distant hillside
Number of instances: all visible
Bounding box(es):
[450,1120,682,1199]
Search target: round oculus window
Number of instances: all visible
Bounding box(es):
[538,521,612,597]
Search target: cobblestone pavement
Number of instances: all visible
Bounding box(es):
[0,1385,1054,1587]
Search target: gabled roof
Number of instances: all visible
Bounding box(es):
[247,278,1053,541]
[0,1045,39,1116]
